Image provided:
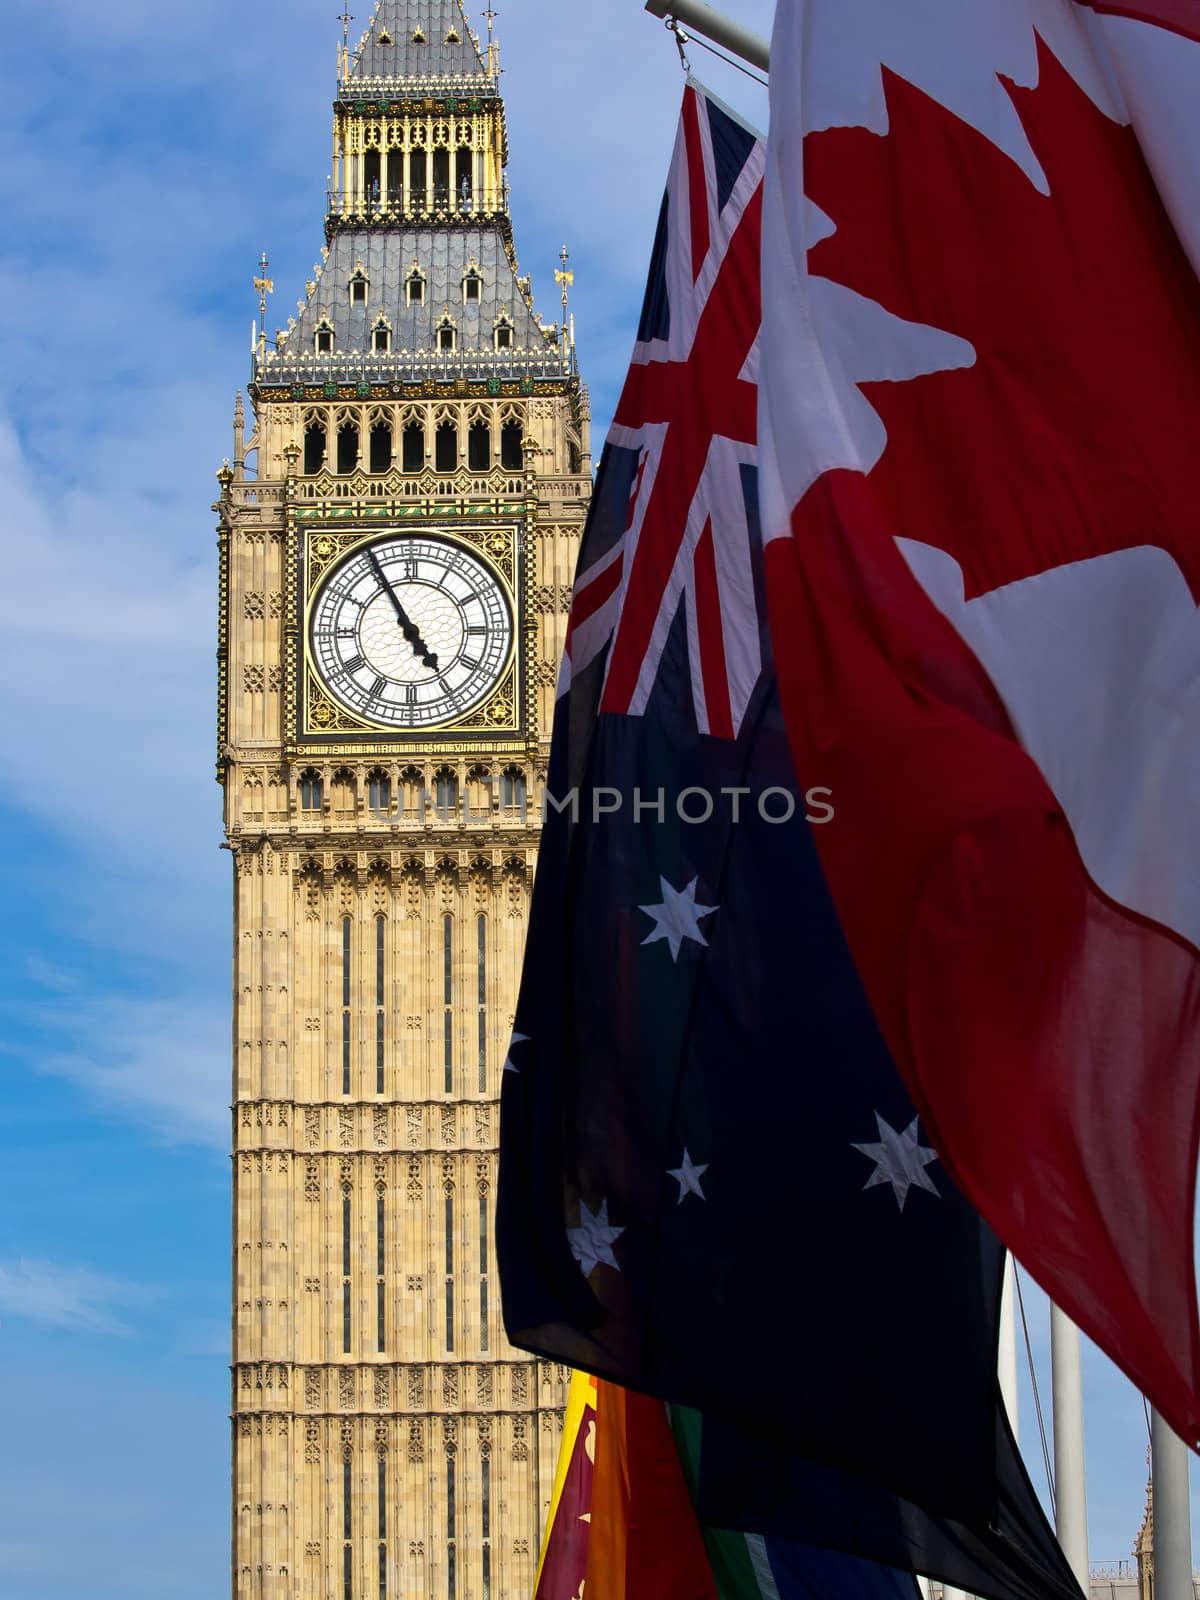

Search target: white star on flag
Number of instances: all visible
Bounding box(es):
[852,1113,941,1211]
[503,1032,530,1074]
[567,1199,624,1277]
[638,875,718,962]
[667,1148,709,1204]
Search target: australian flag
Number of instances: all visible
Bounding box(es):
[496,81,1080,1600]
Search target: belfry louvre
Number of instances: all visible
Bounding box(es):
[215,3,592,1595]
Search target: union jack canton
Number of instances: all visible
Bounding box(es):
[564,83,766,740]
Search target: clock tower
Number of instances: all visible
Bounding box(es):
[214,4,591,1596]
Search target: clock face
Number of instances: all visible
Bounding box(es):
[309,534,513,729]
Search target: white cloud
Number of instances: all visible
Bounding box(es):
[34,994,229,1149]
[0,1258,152,1336]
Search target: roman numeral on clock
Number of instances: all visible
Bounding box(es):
[340,653,365,676]
[370,675,387,699]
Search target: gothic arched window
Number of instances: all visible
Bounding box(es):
[435,419,458,473]
[436,315,456,353]
[407,264,425,304]
[402,417,425,472]
[299,769,323,811]
[499,767,526,815]
[336,418,359,474]
[371,316,391,354]
[494,317,513,351]
[349,268,368,304]
[467,416,490,472]
[500,419,523,471]
[369,417,392,473]
[462,267,482,304]
[433,769,459,816]
[367,768,391,814]
[332,767,356,815]
[314,318,334,354]
[303,418,326,475]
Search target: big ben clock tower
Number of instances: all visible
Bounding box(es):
[214,5,591,1597]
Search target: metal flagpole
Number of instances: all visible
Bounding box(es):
[643,0,771,72]
[1051,1305,1090,1589]
[999,1255,1019,1438]
[1151,1408,1194,1600]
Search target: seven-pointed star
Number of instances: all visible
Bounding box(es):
[851,1113,941,1211]
[638,875,719,962]
[567,1199,624,1278]
[503,1032,530,1074]
[666,1147,709,1204]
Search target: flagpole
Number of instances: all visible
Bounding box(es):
[1051,1305,1090,1589]
[642,0,771,72]
[999,1255,1019,1438]
[1151,1408,1194,1600]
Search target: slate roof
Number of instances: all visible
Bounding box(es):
[348,0,488,84]
[264,225,563,381]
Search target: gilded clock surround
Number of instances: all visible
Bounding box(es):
[296,521,523,742]
[215,5,592,1598]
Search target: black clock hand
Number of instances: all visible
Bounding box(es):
[367,550,440,670]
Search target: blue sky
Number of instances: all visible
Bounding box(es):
[0,0,1189,1594]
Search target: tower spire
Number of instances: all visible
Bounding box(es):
[337,2,354,79]
[555,244,575,371]
[252,251,274,365]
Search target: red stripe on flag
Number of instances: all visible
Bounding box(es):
[584,1380,717,1600]
[683,88,711,284]
[692,518,734,739]
[1075,0,1200,44]
[572,553,624,630]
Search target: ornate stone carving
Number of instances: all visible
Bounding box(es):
[244,664,265,693]
[407,1158,422,1200]
[405,1106,422,1145]
[244,591,265,619]
[373,1370,390,1408]
[440,1105,456,1145]
[511,1366,529,1404]
[373,1107,389,1145]
[304,1158,320,1201]
[476,1367,493,1406]
[407,1368,425,1408]
[407,1420,424,1464]
[339,1369,355,1409]
[442,1366,458,1406]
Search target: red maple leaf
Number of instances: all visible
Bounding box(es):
[804,36,1200,602]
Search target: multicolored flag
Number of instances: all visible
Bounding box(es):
[497,80,1080,1600]
[536,1372,922,1600]
[758,0,1200,1439]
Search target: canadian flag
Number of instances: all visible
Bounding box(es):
[760,0,1200,1437]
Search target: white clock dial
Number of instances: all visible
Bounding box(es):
[310,534,513,728]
